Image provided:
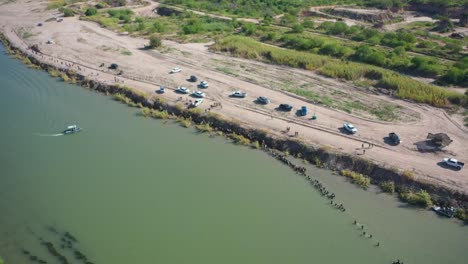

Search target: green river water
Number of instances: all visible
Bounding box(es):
[0,44,466,264]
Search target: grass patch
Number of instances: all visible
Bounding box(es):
[195,122,213,133]
[339,169,370,189]
[48,69,60,77]
[47,0,66,9]
[228,133,250,145]
[22,32,34,39]
[213,36,466,108]
[120,50,132,55]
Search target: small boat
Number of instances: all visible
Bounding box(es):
[432,205,455,218]
[176,86,190,94]
[230,91,246,98]
[191,98,204,107]
[63,125,81,134]
[192,91,205,98]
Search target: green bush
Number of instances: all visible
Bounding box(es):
[379,181,395,193]
[399,190,433,208]
[85,7,97,16]
[148,35,162,48]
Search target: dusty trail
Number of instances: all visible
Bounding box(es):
[1,0,467,193]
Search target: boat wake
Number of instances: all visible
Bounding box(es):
[36,133,64,137]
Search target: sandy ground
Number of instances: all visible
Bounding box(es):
[1,0,467,193]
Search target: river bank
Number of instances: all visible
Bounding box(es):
[1,33,467,223]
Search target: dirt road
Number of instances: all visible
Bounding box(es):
[1,0,467,193]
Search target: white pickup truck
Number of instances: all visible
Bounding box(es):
[443,158,464,170]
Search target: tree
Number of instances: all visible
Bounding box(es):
[85,7,97,16]
[148,35,161,49]
[291,23,304,33]
[434,16,454,32]
[301,19,314,29]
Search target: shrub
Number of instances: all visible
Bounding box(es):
[195,123,213,133]
[228,133,250,145]
[59,72,69,82]
[85,7,98,16]
[401,169,415,181]
[150,109,170,119]
[177,117,192,128]
[455,208,468,223]
[379,181,395,193]
[251,141,261,149]
[339,170,371,189]
[399,190,433,208]
[148,35,161,49]
[95,3,106,9]
[62,8,74,17]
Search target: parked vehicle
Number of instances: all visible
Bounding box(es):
[230,91,247,98]
[170,67,181,73]
[191,98,204,107]
[443,158,464,170]
[257,96,270,104]
[176,86,190,94]
[343,123,357,134]
[157,86,165,94]
[189,75,198,82]
[191,91,205,98]
[389,132,401,145]
[432,206,455,218]
[299,106,308,116]
[279,104,293,111]
[450,33,465,39]
[199,81,209,88]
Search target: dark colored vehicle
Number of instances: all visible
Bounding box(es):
[389,132,401,145]
[189,75,198,82]
[279,104,293,111]
[450,33,465,39]
[257,96,270,105]
[109,63,119,70]
[299,106,308,116]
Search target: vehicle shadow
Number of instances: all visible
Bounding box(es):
[253,99,266,105]
[275,107,292,112]
[338,127,352,134]
[437,161,461,171]
[383,136,397,146]
[414,140,442,153]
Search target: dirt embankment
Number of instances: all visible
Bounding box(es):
[2,34,467,211]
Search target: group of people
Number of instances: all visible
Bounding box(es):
[264,148,347,213]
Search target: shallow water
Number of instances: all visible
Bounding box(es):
[0,44,467,264]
